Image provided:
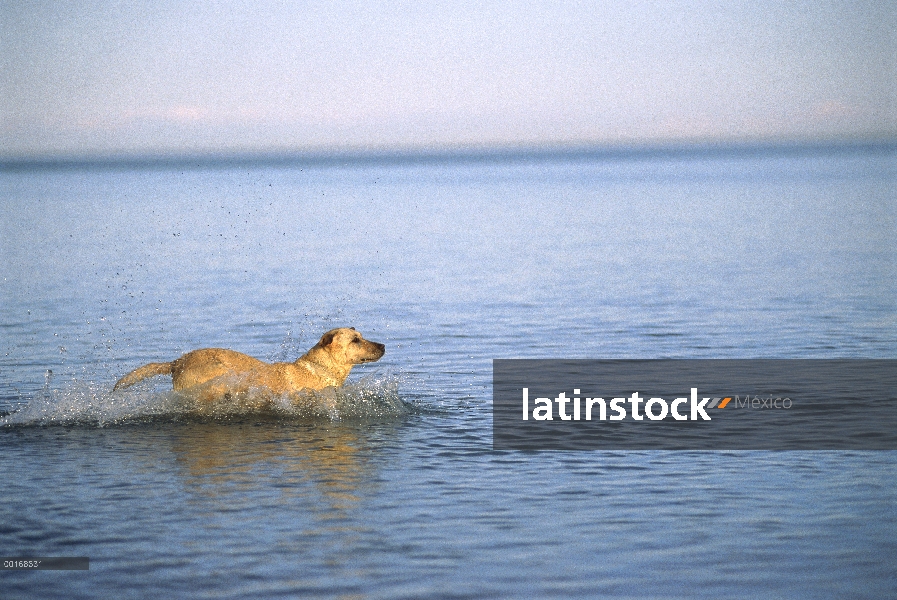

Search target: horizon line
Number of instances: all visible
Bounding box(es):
[2,136,895,172]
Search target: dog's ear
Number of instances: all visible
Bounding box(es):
[318,330,337,348]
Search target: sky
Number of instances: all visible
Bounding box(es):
[1,0,895,158]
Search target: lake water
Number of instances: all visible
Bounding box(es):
[1,145,896,598]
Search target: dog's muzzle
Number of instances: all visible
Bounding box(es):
[362,342,386,362]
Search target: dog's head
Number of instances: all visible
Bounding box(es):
[316,327,385,366]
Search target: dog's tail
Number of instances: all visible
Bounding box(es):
[112,362,173,391]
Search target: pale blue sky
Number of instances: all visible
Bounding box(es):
[2,0,895,157]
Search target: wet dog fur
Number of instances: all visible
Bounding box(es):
[112,328,385,402]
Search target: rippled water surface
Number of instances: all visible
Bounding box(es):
[2,146,896,598]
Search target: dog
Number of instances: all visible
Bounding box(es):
[112,328,385,401]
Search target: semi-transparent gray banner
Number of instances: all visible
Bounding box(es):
[493,360,897,450]
[1,557,89,570]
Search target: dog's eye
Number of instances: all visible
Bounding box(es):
[351,338,361,344]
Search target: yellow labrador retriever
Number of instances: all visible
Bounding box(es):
[112,328,385,401]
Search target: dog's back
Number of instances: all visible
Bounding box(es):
[170,348,267,390]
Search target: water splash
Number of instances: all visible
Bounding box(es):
[0,373,411,427]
